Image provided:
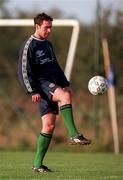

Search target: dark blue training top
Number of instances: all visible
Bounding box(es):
[18,35,70,95]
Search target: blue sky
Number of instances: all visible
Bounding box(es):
[6,0,123,23]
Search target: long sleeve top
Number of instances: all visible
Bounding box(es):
[18,35,70,95]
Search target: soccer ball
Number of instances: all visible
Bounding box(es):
[88,75,108,95]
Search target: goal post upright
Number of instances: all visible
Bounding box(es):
[102,38,119,155]
[0,19,80,81]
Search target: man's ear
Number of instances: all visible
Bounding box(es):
[35,24,40,29]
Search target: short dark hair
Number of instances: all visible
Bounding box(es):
[34,13,53,25]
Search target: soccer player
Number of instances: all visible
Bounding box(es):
[18,12,91,173]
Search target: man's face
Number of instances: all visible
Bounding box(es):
[36,20,52,39]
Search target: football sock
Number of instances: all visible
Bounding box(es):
[33,133,52,168]
[60,104,78,137]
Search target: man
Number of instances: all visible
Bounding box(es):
[18,12,91,173]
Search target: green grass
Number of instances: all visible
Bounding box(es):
[0,151,123,180]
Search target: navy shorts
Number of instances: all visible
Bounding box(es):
[39,80,59,117]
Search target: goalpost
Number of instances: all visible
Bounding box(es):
[0,19,80,81]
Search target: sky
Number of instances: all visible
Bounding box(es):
[5,0,123,24]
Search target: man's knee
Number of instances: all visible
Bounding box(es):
[62,90,71,102]
[47,124,55,132]
[42,123,55,134]
[58,90,72,105]
[41,113,56,133]
[53,87,72,104]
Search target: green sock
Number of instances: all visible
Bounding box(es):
[60,104,78,137]
[33,133,52,168]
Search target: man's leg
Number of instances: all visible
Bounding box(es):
[33,113,56,172]
[52,87,91,145]
[33,133,52,168]
[39,81,91,146]
[60,104,78,137]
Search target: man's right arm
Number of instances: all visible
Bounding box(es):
[18,40,41,96]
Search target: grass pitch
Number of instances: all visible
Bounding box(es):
[0,151,123,180]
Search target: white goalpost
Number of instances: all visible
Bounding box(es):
[0,19,80,81]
